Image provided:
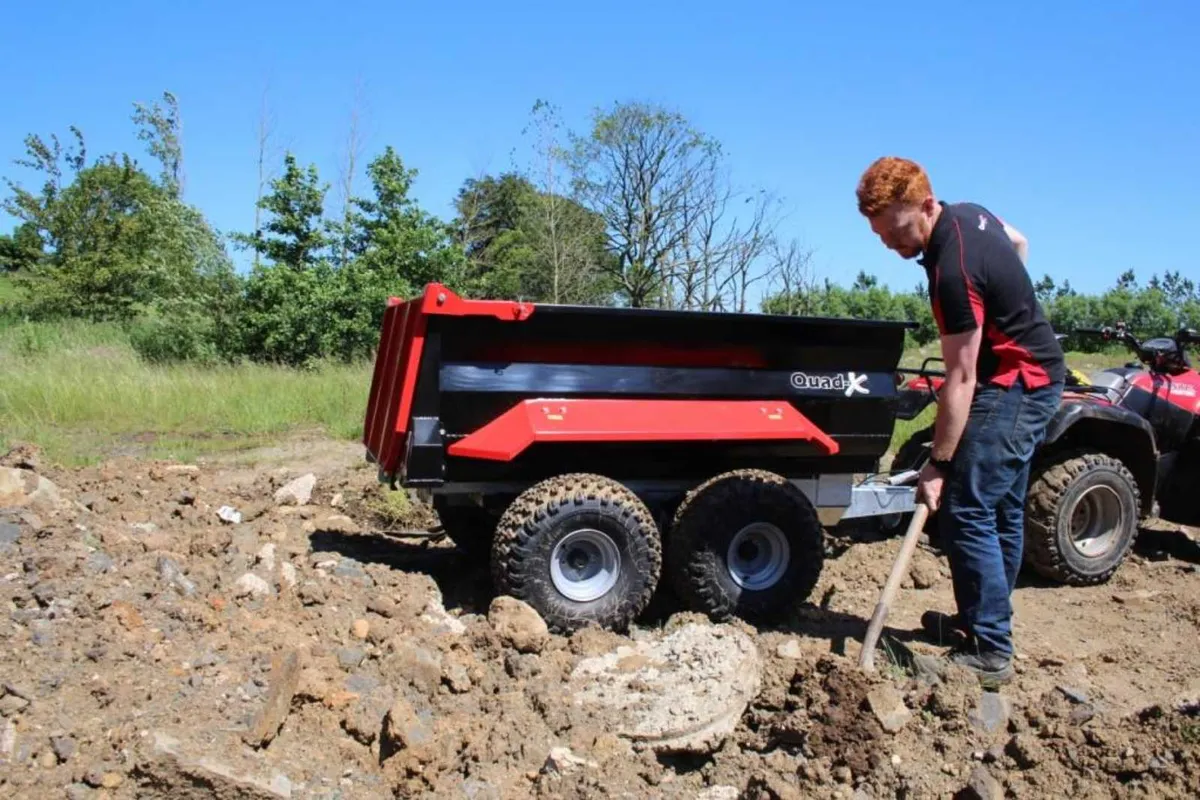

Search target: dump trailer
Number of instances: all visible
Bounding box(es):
[362,283,919,632]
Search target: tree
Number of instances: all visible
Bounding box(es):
[0,223,42,272]
[565,101,779,310]
[3,124,236,322]
[132,91,184,198]
[234,153,330,270]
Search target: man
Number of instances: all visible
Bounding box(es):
[855,156,1065,686]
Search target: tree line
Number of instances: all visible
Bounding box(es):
[1,91,1196,366]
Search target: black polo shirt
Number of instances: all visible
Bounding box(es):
[918,201,1066,388]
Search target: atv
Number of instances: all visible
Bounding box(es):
[889,323,1200,585]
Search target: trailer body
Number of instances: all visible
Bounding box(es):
[363,283,917,631]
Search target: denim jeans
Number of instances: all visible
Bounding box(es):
[939,378,1064,657]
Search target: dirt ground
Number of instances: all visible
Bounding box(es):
[1,437,1197,799]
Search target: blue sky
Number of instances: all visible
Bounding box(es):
[3,1,1197,303]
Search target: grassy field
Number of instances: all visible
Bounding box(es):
[1,319,371,466]
[1,310,1134,468]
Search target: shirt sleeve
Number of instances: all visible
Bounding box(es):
[931,224,984,336]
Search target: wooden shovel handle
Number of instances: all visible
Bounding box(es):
[859,502,931,672]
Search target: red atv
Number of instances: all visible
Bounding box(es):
[890,323,1200,585]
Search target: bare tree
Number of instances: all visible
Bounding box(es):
[761,237,819,315]
[522,100,606,304]
[253,84,278,270]
[335,77,367,267]
[566,101,780,310]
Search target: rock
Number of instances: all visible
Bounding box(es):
[963,766,1005,800]
[0,693,30,716]
[351,619,369,640]
[367,597,398,618]
[909,559,939,590]
[1056,685,1090,705]
[0,468,64,513]
[51,735,77,762]
[309,514,359,535]
[64,783,91,800]
[866,684,911,733]
[697,788,741,800]
[0,521,21,546]
[297,582,325,606]
[157,557,196,597]
[566,622,762,755]
[274,474,316,506]
[278,563,298,589]
[1005,734,1045,768]
[488,596,550,654]
[337,648,366,670]
[381,696,434,759]
[393,644,442,694]
[330,492,344,508]
[1,720,15,757]
[134,730,292,798]
[216,506,242,525]
[243,649,303,748]
[100,773,123,789]
[542,746,598,774]
[234,573,271,599]
[969,692,1011,734]
[775,639,804,660]
[256,544,277,572]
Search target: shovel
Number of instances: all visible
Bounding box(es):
[858,501,930,672]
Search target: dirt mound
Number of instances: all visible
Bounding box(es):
[0,439,1197,798]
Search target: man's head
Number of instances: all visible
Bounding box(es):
[856,156,940,259]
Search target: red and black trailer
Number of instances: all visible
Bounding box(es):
[362,283,919,632]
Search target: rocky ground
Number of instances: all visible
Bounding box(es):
[0,438,1198,799]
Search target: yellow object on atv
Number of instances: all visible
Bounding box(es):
[1066,368,1091,387]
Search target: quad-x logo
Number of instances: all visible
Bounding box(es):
[789,371,870,397]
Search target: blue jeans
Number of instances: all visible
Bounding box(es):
[939,378,1063,657]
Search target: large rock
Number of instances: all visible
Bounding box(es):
[488,596,550,654]
[566,622,762,754]
[0,468,65,514]
[274,474,316,506]
[132,731,293,798]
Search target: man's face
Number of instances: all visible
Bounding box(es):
[868,199,936,260]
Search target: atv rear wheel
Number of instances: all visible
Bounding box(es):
[490,473,662,633]
[667,469,824,624]
[1025,451,1141,585]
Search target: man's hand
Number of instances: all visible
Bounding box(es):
[917,462,944,512]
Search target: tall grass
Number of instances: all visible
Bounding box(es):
[1,318,371,466]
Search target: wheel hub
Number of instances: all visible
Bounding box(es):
[550,528,621,602]
[1069,485,1124,558]
[726,523,790,591]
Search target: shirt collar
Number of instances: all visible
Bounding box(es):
[918,201,953,269]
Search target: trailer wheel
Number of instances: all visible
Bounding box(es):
[491,473,662,633]
[1024,450,1141,585]
[667,469,823,624]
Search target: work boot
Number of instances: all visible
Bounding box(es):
[913,645,1015,689]
[920,610,968,646]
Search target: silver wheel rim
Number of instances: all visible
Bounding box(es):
[550,529,621,602]
[727,523,790,591]
[1069,485,1124,558]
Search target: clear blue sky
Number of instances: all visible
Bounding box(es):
[4,1,1197,301]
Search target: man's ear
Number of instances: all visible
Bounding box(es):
[921,195,936,215]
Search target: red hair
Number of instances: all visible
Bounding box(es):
[856,156,933,216]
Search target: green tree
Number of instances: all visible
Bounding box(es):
[132,90,184,198]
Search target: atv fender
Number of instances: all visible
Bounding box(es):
[1041,399,1158,517]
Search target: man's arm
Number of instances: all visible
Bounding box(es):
[931,326,982,461]
[928,225,985,462]
[1001,220,1029,264]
